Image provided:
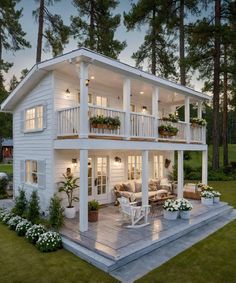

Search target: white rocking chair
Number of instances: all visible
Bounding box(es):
[118,197,150,228]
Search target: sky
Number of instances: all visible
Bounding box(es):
[3,0,202,91]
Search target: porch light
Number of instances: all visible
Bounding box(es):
[90,76,95,80]
[72,158,78,167]
[114,156,121,163]
[65,89,70,97]
[140,91,144,95]
[85,79,90,86]
[142,106,147,112]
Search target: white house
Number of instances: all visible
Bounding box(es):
[1,48,210,232]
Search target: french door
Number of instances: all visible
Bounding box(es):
[88,156,108,203]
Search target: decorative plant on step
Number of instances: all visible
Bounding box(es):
[212,191,221,204]
[190,118,207,127]
[158,125,178,137]
[178,198,193,220]
[163,199,180,220]
[201,191,214,206]
[58,174,79,219]
[162,113,179,123]
[88,200,99,222]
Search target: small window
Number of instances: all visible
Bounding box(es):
[25,105,43,132]
[95,96,108,107]
[128,155,142,180]
[154,155,164,179]
[25,160,38,185]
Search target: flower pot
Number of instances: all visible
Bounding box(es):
[65,206,76,218]
[164,210,178,220]
[91,123,98,128]
[180,210,191,220]
[159,130,170,137]
[201,197,213,206]
[88,210,98,222]
[214,196,220,204]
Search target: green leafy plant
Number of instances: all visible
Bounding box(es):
[12,187,28,216]
[0,176,8,198]
[25,224,46,244]
[27,191,40,224]
[162,113,179,123]
[88,200,99,211]
[15,219,32,236]
[7,215,23,230]
[2,212,14,224]
[158,124,179,136]
[90,115,121,129]
[36,231,62,252]
[49,195,64,230]
[190,117,207,126]
[59,174,79,208]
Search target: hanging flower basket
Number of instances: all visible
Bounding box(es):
[158,125,178,137]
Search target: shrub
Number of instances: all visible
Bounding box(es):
[27,191,40,224]
[0,177,8,198]
[88,200,99,211]
[15,219,32,236]
[12,187,28,216]
[49,195,64,230]
[7,215,23,230]
[178,199,193,211]
[25,224,46,244]
[2,212,14,224]
[36,231,62,252]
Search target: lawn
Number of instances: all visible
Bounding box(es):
[0,224,118,283]
[137,181,236,283]
[0,163,13,174]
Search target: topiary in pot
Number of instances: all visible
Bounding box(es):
[88,200,99,222]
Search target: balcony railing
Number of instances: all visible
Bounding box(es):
[56,105,206,144]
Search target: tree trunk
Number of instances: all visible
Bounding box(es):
[212,0,221,170]
[36,0,45,63]
[223,43,228,166]
[179,0,186,86]
[89,0,96,50]
[151,8,156,75]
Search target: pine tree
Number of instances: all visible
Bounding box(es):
[71,0,126,59]
[34,0,70,62]
[12,187,28,216]
[27,191,40,224]
[9,75,19,92]
[49,195,64,230]
[124,0,177,78]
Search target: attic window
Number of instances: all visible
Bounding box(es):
[25,105,43,132]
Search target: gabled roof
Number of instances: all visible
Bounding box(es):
[2,139,13,147]
[1,47,211,111]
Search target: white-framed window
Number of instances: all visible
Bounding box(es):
[24,105,44,132]
[95,95,108,107]
[127,155,142,180]
[25,160,38,185]
[154,155,164,179]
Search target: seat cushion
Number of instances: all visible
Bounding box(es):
[133,191,157,200]
[135,181,142,192]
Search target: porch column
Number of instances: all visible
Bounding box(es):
[123,78,131,140]
[202,150,208,184]
[79,61,89,138]
[185,96,190,143]
[79,149,88,232]
[177,150,184,198]
[152,86,159,140]
[142,150,149,206]
[197,101,203,119]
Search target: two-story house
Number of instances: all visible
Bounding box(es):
[1,48,210,232]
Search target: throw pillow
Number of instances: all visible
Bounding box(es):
[135,182,142,193]
[122,182,134,192]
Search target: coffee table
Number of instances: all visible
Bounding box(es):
[149,195,175,217]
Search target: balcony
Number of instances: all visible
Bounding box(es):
[57,105,206,144]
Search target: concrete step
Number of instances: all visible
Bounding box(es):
[61,203,234,273]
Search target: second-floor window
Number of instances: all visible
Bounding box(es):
[25,105,43,132]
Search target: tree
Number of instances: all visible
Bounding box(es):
[71,0,126,59]
[124,0,177,78]
[34,0,70,62]
[9,75,18,92]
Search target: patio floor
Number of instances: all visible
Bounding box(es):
[60,200,232,264]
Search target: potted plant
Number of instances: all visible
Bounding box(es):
[158,125,179,137]
[163,199,179,220]
[178,198,193,219]
[88,200,99,222]
[190,117,207,127]
[162,113,179,123]
[201,184,214,192]
[212,191,221,203]
[201,191,214,205]
[59,174,79,218]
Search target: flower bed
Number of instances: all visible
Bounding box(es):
[25,224,46,244]
[7,216,23,230]
[2,212,14,224]
[36,231,62,252]
[15,219,32,236]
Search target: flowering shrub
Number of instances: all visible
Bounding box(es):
[25,224,46,244]
[201,185,213,192]
[212,191,221,197]
[15,219,32,236]
[2,212,14,224]
[201,191,214,199]
[178,199,193,211]
[36,231,62,252]
[7,215,23,230]
[0,210,8,221]
[163,199,180,211]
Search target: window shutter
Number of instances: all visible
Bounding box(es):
[20,160,25,185]
[38,160,46,189]
[43,104,47,129]
[20,110,25,133]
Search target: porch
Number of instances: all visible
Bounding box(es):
[60,200,233,272]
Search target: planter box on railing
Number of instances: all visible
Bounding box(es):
[158,125,178,137]
[90,115,121,130]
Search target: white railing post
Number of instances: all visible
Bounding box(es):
[185,96,190,143]
[177,150,184,198]
[152,86,159,140]
[202,150,208,184]
[142,150,149,206]
[79,61,89,138]
[123,78,131,140]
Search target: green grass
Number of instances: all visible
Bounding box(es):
[137,180,236,283]
[0,224,118,283]
[0,163,13,174]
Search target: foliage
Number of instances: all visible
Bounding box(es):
[158,124,178,136]
[12,187,28,216]
[212,191,221,197]
[0,176,8,198]
[90,115,121,129]
[162,113,179,123]
[49,195,64,230]
[25,224,46,244]
[71,0,126,59]
[178,198,193,211]
[190,117,207,126]
[1,212,14,224]
[163,199,179,211]
[201,191,214,199]
[88,200,99,211]
[15,219,32,236]
[27,191,40,224]
[36,231,62,252]
[7,215,23,230]
[59,174,79,208]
